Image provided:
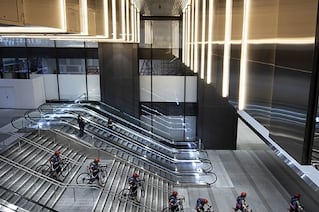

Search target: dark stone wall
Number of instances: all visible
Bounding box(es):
[98,43,139,118]
[197,78,238,149]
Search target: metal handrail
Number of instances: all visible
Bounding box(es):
[41,104,199,152]
[0,185,58,212]
[4,132,82,166]
[25,106,217,184]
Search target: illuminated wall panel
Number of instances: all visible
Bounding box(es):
[193,0,199,73]
[222,0,232,97]
[190,0,195,71]
[212,0,225,92]
[200,0,207,79]
[206,0,214,84]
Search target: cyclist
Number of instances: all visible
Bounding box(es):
[128,173,140,198]
[168,191,179,211]
[289,193,304,212]
[233,192,249,211]
[49,150,63,178]
[195,198,208,212]
[89,158,100,182]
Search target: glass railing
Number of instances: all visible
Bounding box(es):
[25,106,216,184]
[81,102,199,148]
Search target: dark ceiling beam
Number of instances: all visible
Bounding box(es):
[141,16,182,21]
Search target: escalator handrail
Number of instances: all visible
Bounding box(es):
[41,107,199,154]
[81,116,202,163]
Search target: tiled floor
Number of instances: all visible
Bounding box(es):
[0,109,319,211]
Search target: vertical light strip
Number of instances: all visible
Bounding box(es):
[135,7,138,42]
[103,0,109,38]
[238,0,251,110]
[190,0,195,71]
[137,10,140,42]
[112,0,117,39]
[222,0,233,97]
[193,0,199,73]
[126,0,130,41]
[200,0,206,79]
[59,0,67,31]
[145,20,150,44]
[80,0,88,34]
[131,3,135,42]
[121,0,126,40]
[182,11,186,63]
[206,0,214,84]
[187,5,191,67]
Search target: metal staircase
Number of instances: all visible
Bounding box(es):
[1,128,177,211]
[0,131,86,211]
[27,103,216,184]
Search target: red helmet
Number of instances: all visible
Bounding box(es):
[294,193,301,199]
[241,192,247,197]
[203,199,208,204]
[172,191,178,196]
[94,158,100,163]
[54,150,61,156]
[133,173,139,178]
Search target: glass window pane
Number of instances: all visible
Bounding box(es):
[85,42,98,48]
[55,40,84,48]
[26,38,55,47]
[87,59,99,74]
[2,58,28,78]
[29,57,57,74]
[58,58,85,74]
[0,38,25,47]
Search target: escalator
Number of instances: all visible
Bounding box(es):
[26,103,216,184]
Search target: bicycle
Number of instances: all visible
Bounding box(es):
[233,204,252,212]
[76,165,107,186]
[287,206,305,212]
[162,197,185,212]
[197,205,214,212]
[36,159,69,180]
[118,179,145,202]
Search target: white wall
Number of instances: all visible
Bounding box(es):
[58,75,86,100]
[140,75,197,102]
[140,115,196,141]
[87,75,101,101]
[32,74,59,100]
[0,76,45,109]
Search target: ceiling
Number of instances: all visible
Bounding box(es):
[133,0,189,16]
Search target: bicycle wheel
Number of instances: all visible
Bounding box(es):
[161,207,170,212]
[98,170,107,186]
[36,164,52,176]
[140,184,145,198]
[118,189,131,202]
[76,173,92,184]
[60,163,70,177]
[161,207,181,212]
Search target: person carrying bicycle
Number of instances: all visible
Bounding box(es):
[49,150,63,178]
[233,192,250,211]
[289,193,304,212]
[168,191,179,211]
[195,198,208,212]
[128,173,140,198]
[89,158,100,182]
